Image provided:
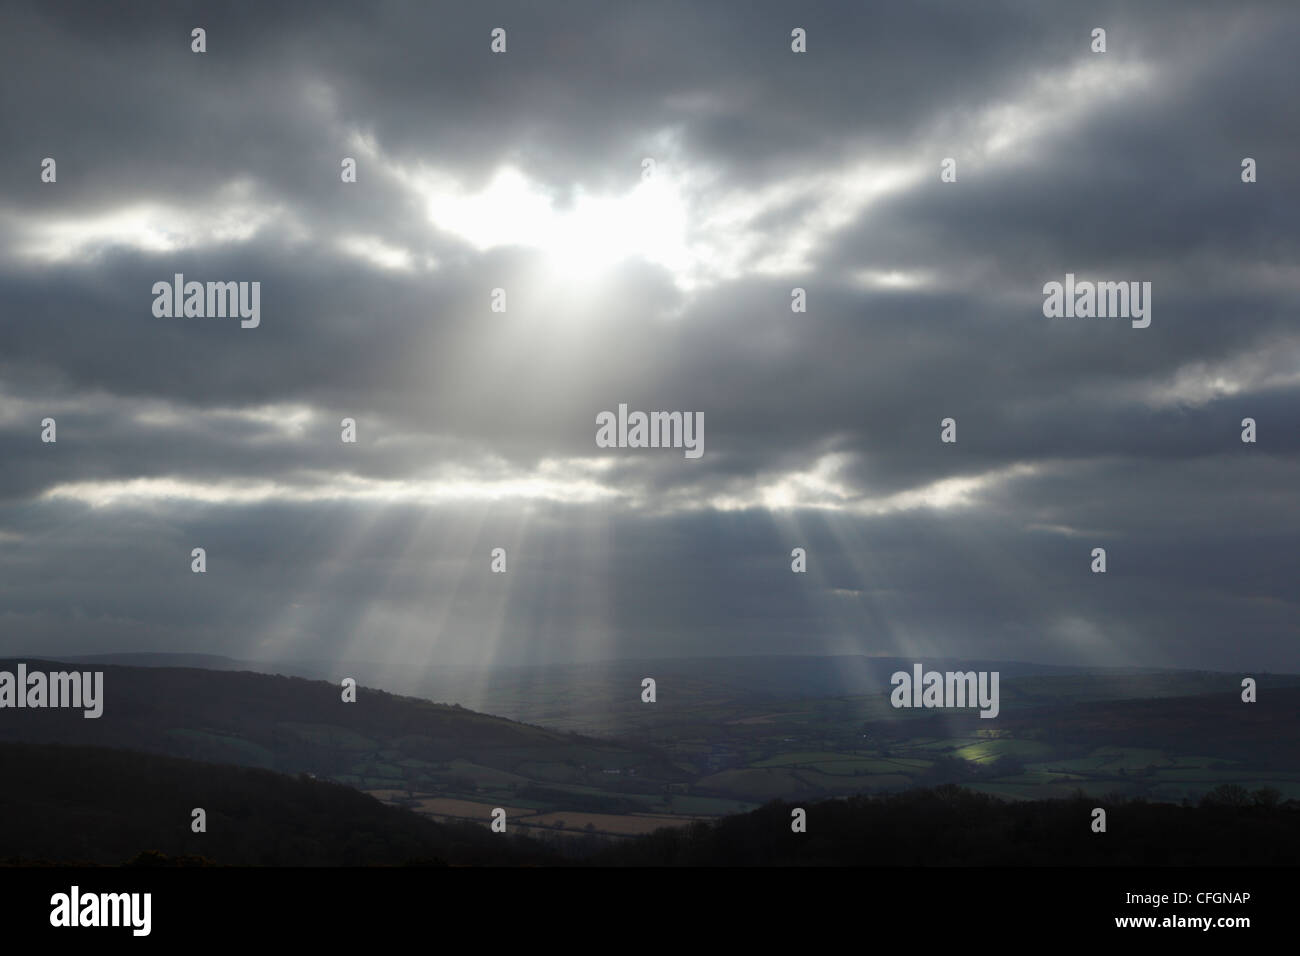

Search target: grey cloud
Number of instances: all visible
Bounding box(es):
[0,0,1296,671]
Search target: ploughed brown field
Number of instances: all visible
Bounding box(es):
[365,792,704,837]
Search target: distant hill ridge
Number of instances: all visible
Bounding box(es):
[0,658,686,795]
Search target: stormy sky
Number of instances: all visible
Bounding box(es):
[1,0,1296,673]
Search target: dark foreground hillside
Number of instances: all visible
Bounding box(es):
[0,742,557,866]
[598,785,1300,866]
[5,740,1298,867]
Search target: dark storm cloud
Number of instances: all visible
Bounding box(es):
[0,0,1296,671]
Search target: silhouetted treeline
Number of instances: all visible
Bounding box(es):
[595,785,1300,866]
